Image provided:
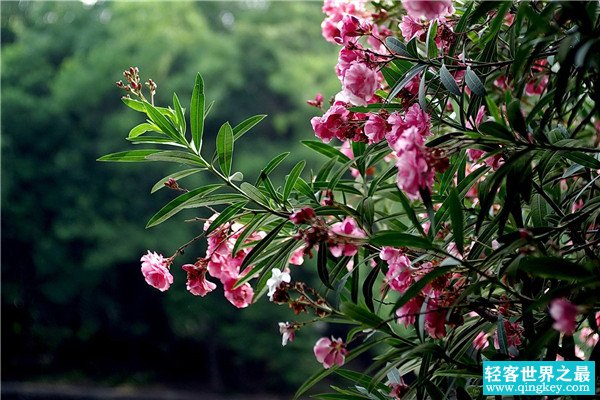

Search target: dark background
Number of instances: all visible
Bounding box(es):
[1,1,341,396]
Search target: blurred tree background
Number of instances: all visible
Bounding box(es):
[1,0,339,394]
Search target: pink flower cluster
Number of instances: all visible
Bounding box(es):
[387,105,435,198]
[202,214,265,308]
[381,247,462,339]
[139,214,267,309]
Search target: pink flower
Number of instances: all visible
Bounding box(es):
[364,113,388,143]
[336,46,364,78]
[402,0,454,20]
[329,217,367,257]
[140,251,173,292]
[290,206,316,225]
[596,311,600,328]
[404,103,431,136]
[580,327,599,348]
[313,336,348,369]
[311,103,350,143]
[424,299,447,339]
[289,247,305,266]
[181,262,217,297]
[395,138,434,199]
[389,378,409,400]
[222,273,254,309]
[279,322,296,346]
[550,298,579,335]
[321,17,341,44]
[342,62,379,106]
[400,15,424,41]
[338,14,369,45]
[395,296,424,326]
[473,331,490,350]
[382,247,414,293]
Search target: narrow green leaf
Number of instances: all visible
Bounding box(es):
[145,150,207,167]
[363,263,381,312]
[233,114,267,140]
[143,101,183,143]
[425,20,438,59]
[190,73,205,152]
[370,231,435,250]
[387,64,427,102]
[260,152,290,177]
[216,122,234,176]
[318,243,332,289]
[341,302,389,332]
[386,37,411,57]
[235,219,288,284]
[231,213,270,256]
[146,184,221,228]
[294,177,318,202]
[150,168,205,193]
[126,136,185,146]
[448,188,464,254]
[507,100,527,137]
[206,201,247,235]
[240,182,269,206]
[172,93,186,136]
[440,64,461,95]
[97,149,162,162]
[418,68,428,112]
[562,151,600,169]
[517,256,591,280]
[260,173,281,205]
[121,97,146,112]
[478,121,513,141]
[465,67,486,96]
[128,122,158,139]
[497,316,508,355]
[284,160,305,201]
[301,140,351,163]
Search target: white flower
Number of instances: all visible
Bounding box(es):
[278,322,296,346]
[266,268,291,301]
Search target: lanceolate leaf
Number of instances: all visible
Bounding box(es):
[425,19,438,59]
[464,67,486,96]
[233,114,267,140]
[370,231,435,250]
[128,123,158,139]
[143,101,183,144]
[216,122,234,176]
[146,184,221,228]
[317,243,332,290]
[145,150,207,167]
[206,201,247,235]
[235,219,289,286]
[190,73,205,153]
[440,64,461,95]
[301,140,351,163]
[284,160,305,202]
[517,256,590,280]
[97,149,163,162]
[387,64,427,102]
[447,188,464,254]
[172,93,186,135]
[240,182,269,206]
[386,36,411,57]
